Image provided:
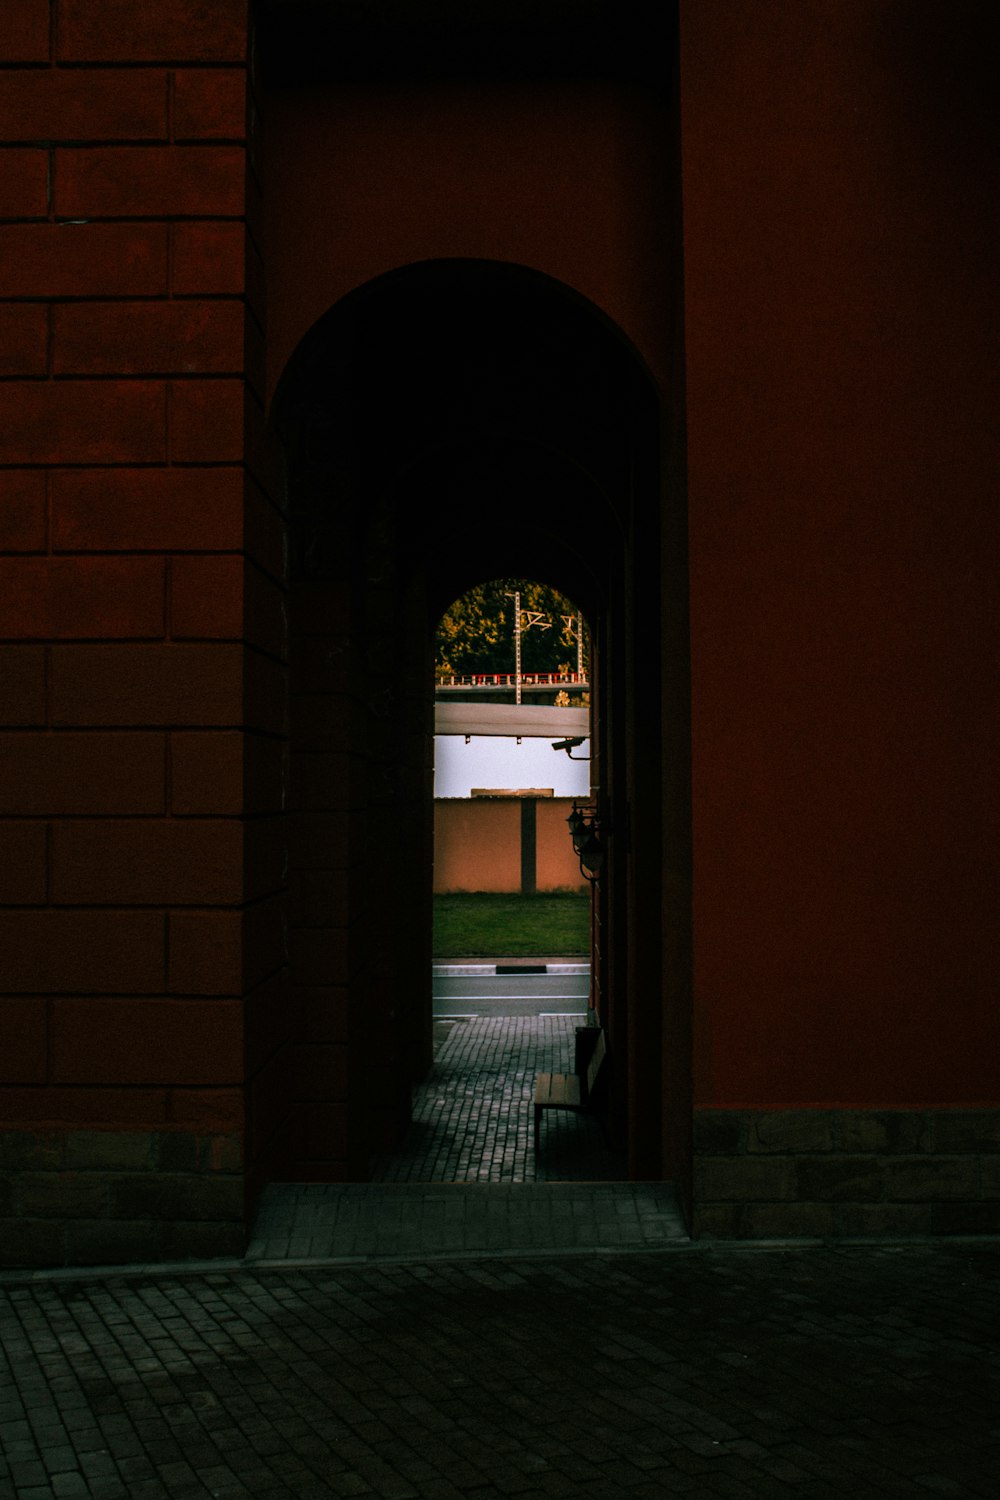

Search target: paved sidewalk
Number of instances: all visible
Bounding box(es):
[1,1243,997,1498]
[247,1183,686,1264]
[250,1015,681,1263]
[370,1016,626,1184]
[2,1015,997,1497]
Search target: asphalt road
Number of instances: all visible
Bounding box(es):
[432,962,589,1016]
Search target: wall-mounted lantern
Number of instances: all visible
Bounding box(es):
[566,799,605,883]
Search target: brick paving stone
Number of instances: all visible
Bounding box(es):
[369,1016,624,1184]
[3,1017,1000,1500]
[7,1244,996,1498]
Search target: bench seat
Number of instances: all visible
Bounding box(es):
[533,1028,607,1148]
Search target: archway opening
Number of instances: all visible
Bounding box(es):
[264,257,689,1202]
[376,576,607,1183]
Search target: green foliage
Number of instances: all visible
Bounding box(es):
[435,578,589,679]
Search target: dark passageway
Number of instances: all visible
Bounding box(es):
[272,257,688,1195]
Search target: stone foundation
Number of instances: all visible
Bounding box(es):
[0,1129,247,1269]
[692,1108,1000,1239]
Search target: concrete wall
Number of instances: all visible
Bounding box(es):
[434,798,587,894]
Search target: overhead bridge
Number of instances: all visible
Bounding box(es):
[436,672,589,693]
[435,701,590,738]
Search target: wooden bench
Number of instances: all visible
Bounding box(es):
[533,1028,607,1149]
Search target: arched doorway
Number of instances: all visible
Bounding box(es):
[266,258,691,1203]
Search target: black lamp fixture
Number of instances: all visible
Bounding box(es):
[566,799,605,882]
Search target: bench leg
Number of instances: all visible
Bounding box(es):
[534,1104,542,1150]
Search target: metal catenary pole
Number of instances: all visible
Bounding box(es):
[514,589,521,704]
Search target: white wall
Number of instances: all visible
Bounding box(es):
[434,736,591,798]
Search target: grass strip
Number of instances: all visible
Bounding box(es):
[433,891,590,959]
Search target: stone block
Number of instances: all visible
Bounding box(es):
[834,1202,932,1237]
[161,1219,247,1260]
[198,1133,243,1172]
[932,1110,1000,1154]
[110,1172,245,1222]
[835,1110,932,1154]
[981,1158,1000,1198]
[694,1156,796,1202]
[65,1219,162,1267]
[0,1129,64,1170]
[158,1131,198,1171]
[932,1201,1000,1235]
[748,1110,834,1153]
[0,1218,64,1268]
[692,1110,748,1155]
[66,1131,156,1171]
[885,1158,978,1201]
[19,1173,108,1218]
[690,1202,742,1239]
[740,1202,837,1239]
[796,1156,885,1202]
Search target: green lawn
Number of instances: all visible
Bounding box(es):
[433,892,590,959]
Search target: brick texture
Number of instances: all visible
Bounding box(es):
[49,643,243,725]
[51,820,245,905]
[171,221,245,294]
[53,301,244,376]
[0,910,164,993]
[0,20,260,1263]
[170,379,246,462]
[692,1107,1000,1239]
[3,148,49,218]
[170,731,285,815]
[171,554,243,638]
[0,471,47,552]
[0,1087,170,1126]
[0,0,50,62]
[0,223,169,297]
[0,557,165,638]
[58,0,248,63]
[174,70,246,140]
[0,382,166,465]
[0,998,47,1082]
[0,732,165,813]
[0,303,48,376]
[0,821,47,904]
[56,146,246,218]
[0,69,168,141]
[168,910,243,995]
[0,646,46,724]
[52,467,244,552]
[0,1124,247,1265]
[52,999,244,1085]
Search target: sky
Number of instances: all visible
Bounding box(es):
[434,735,591,798]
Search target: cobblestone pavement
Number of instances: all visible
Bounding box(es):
[370,1017,626,1184]
[1,1242,997,1498]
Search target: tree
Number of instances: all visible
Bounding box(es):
[435,578,589,679]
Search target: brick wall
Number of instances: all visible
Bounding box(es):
[693,1109,1000,1239]
[0,0,282,1267]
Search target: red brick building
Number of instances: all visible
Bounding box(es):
[1,0,997,1265]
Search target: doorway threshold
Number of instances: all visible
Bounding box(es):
[247,1181,688,1265]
